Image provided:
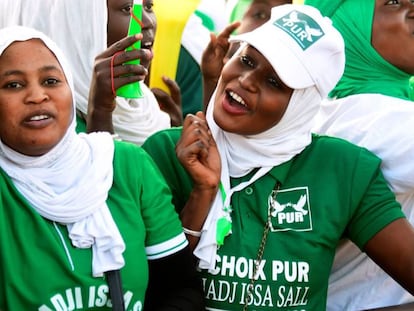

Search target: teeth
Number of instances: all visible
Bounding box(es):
[229,91,246,107]
[143,42,153,48]
[30,115,48,121]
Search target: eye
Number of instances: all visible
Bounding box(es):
[385,0,400,4]
[43,78,60,86]
[3,81,23,89]
[240,55,254,68]
[121,4,132,15]
[144,0,154,11]
[252,10,269,21]
[267,77,281,88]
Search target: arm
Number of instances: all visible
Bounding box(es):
[364,218,414,295]
[145,245,205,311]
[201,22,240,111]
[87,34,150,133]
[175,112,221,250]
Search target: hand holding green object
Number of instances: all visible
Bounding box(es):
[116,0,144,99]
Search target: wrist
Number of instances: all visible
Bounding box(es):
[86,105,115,134]
[183,227,202,237]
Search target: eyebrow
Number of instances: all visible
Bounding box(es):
[1,65,62,77]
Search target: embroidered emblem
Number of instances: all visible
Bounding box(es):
[274,10,324,50]
[268,186,312,232]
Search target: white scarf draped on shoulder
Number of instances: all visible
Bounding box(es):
[194,86,321,271]
[0,26,125,277]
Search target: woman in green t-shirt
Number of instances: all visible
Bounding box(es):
[0,26,204,311]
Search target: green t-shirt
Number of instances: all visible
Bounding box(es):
[142,127,404,310]
[176,46,204,117]
[0,141,186,310]
[76,113,87,133]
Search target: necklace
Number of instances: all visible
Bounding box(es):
[243,181,281,311]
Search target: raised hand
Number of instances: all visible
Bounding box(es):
[151,75,183,127]
[176,112,220,191]
[87,34,152,133]
[201,21,240,111]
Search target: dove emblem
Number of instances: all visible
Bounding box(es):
[274,10,324,50]
[267,187,313,232]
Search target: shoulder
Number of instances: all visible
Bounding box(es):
[112,140,154,177]
[142,127,183,157]
[114,139,147,158]
[311,133,379,156]
[304,134,382,168]
[143,127,183,147]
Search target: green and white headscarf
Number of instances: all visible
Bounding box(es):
[305,0,413,100]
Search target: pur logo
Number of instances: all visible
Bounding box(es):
[274,10,324,50]
[268,186,312,232]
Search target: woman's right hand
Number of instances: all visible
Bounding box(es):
[87,34,152,132]
[176,112,221,191]
[201,22,241,84]
[201,21,240,111]
[177,112,221,246]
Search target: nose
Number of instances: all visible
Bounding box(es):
[407,2,414,19]
[25,84,49,104]
[142,10,156,31]
[238,71,258,92]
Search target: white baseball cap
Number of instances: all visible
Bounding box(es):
[229,4,345,98]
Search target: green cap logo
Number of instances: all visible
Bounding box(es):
[274,10,324,50]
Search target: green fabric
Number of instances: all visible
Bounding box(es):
[304,0,342,18]
[75,113,87,133]
[176,46,204,116]
[306,0,412,100]
[143,128,404,310]
[194,10,215,32]
[229,0,252,23]
[142,127,193,212]
[0,141,185,310]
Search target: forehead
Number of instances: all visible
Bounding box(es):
[0,39,60,69]
[250,0,291,8]
[107,0,132,8]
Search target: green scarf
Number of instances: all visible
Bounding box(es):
[305,0,412,100]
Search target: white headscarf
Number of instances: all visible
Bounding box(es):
[195,82,322,270]
[0,0,170,146]
[0,26,125,277]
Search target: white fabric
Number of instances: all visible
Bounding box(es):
[229,4,345,98]
[313,93,414,310]
[196,0,228,32]
[113,82,170,146]
[195,85,322,270]
[181,14,211,65]
[0,0,170,146]
[0,26,125,277]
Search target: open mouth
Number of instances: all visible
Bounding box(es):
[141,40,153,50]
[28,114,50,121]
[227,90,247,108]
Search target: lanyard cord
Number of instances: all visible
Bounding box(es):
[105,270,125,311]
[243,181,281,311]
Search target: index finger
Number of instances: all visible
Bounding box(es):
[217,21,241,40]
[101,34,143,58]
[162,76,181,105]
